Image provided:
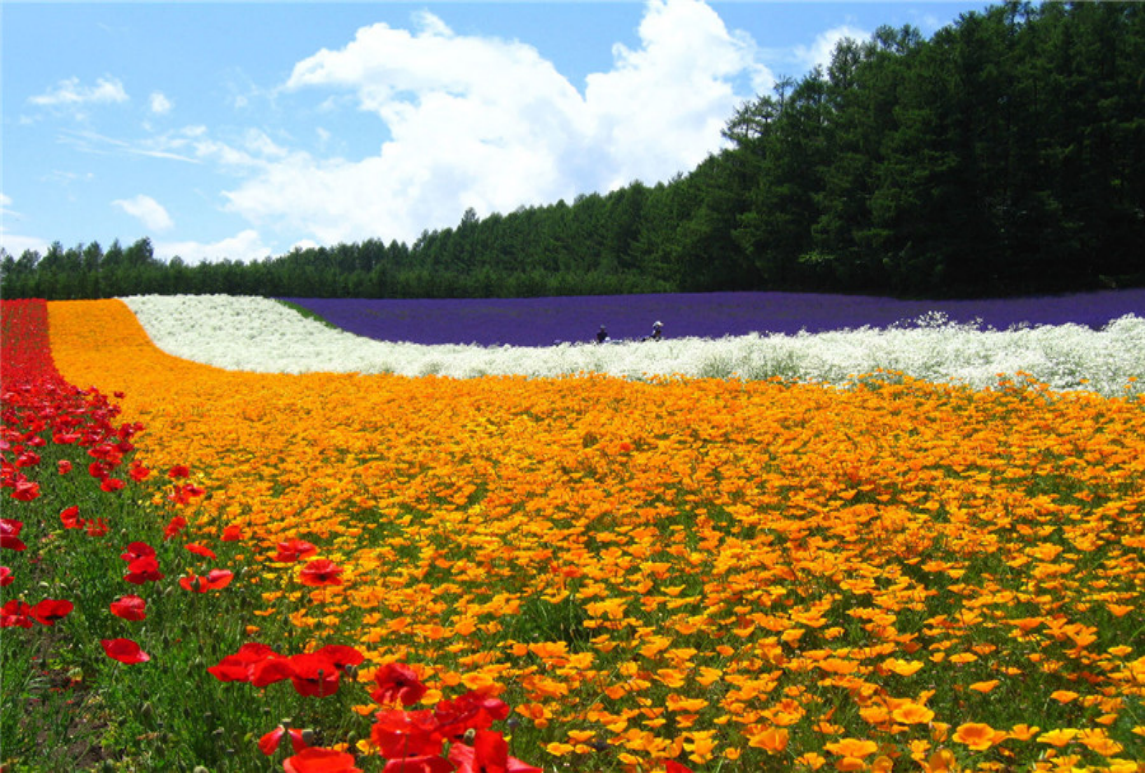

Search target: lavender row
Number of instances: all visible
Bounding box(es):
[281,289,1145,348]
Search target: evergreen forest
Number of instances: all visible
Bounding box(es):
[3,1,1142,301]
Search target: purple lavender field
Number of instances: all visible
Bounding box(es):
[282,289,1145,347]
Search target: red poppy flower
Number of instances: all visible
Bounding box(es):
[436,691,511,740]
[299,559,343,587]
[283,747,362,773]
[88,461,108,480]
[179,569,234,593]
[29,598,74,626]
[163,515,187,540]
[54,433,79,445]
[88,444,122,464]
[249,657,296,688]
[208,643,283,683]
[110,595,147,621]
[0,519,26,551]
[57,459,73,474]
[167,464,191,479]
[1,600,33,628]
[85,517,109,537]
[184,543,217,560]
[370,710,444,759]
[371,662,427,707]
[11,479,39,501]
[121,541,156,562]
[312,644,364,673]
[664,762,694,773]
[449,730,542,773]
[15,451,41,468]
[286,652,343,698]
[0,566,12,587]
[259,725,308,756]
[220,524,243,541]
[128,462,151,482]
[100,477,125,493]
[273,538,318,563]
[380,756,453,773]
[101,638,150,664]
[169,483,206,505]
[60,505,81,529]
[124,556,164,585]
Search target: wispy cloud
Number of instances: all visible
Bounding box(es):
[0,197,50,256]
[59,128,201,163]
[30,76,129,107]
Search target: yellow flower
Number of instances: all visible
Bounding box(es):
[747,727,788,753]
[968,680,999,693]
[892,702,935,725]
[1036,728,1079,748]
[544,742,575,756]
[952,722,1002,751]
[824,738,879,759]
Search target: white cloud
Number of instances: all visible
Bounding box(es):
[793,25,869,75]
[30,76,129,107]
[290,238,321,253]
[209,0,771,246]
[60,128,201,163]
[150,92,173,114]
[583,0,771,190]
[112,194,174,232]
[0,196,47,257]
[0,231,50,257]
[154,229,272,265]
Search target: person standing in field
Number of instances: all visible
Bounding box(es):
[596,325,609,343]
[651,321,663,340]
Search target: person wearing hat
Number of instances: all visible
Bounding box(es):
[596,325,609,344]
[651,321,663,341]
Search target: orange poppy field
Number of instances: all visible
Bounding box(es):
[5,297,1143,772]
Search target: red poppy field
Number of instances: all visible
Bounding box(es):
[2,298,1143,772]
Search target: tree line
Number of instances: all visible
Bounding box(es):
[3,1,1142,301]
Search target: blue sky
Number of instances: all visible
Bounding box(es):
[2,1,988,264]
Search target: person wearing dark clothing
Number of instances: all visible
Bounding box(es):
[596,325,608,344]
[651,321,663,340]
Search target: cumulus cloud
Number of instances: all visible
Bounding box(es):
[150,92,173,114]
[154,229,271,265]
[211,0,772,245]
[112,194,175,232]
[30,76,129,107]
[583,0,770,190]
[793,25,869,75]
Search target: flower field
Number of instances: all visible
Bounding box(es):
[121,294,1145,395]
[3,296,1145,772]
[278,289,1145,347]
